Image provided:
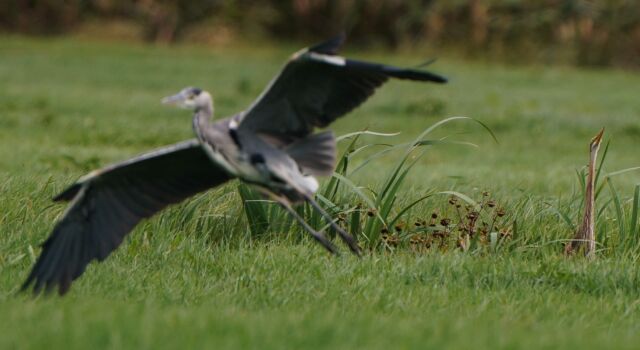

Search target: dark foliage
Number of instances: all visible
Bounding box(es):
[1,0,639,68]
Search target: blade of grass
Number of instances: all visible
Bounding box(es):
[606,177,626,250]
[545,202,577,232]
[238,184,270,236]
[440,191,481,211]
[630,184,640,246]
[594,139,610,189]
[336,130,401,142]
[388,193,434,228]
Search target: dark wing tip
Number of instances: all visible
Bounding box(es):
[345,59,448,84]
[19,246,68,297]
[377,65,448,83]
[396,69,448,83]
[20,265,55,297]
[19,275,34,294]
[309,32,346,55]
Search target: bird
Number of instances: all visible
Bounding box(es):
[564,128,605,257]
[21,33,447,295]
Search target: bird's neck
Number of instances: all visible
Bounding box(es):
[581,146,599,234]
[193,101,214,140]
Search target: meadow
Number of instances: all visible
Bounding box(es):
[1,36,639,349]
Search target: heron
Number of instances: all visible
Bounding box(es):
[22,34,447,295]
[564,128,604,257]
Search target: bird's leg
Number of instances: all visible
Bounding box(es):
[304,195,361,256]
[276,199,339,255]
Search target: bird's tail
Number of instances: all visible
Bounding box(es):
[285,131,336,177]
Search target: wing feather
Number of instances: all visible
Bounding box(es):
[22,140,232,295]
[237,34,447,138]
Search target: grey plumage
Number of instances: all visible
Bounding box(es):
[285,131,336,177]
[22,33,447,295]
[22,140,231,294]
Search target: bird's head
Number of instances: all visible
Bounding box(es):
[590,128,605,151]
[162,87,212,110]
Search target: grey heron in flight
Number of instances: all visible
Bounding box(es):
[22,34,447,295]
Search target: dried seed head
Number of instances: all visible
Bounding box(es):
[440,218,451,226]
[487,200,496,208]
[381,227,389,234]
[394,224,403,232]
[482,191,490,197]
[448,197,458,205]
[367,208,377,217]
[497,208,506,217]
[384,234,399,247]
[431,212,438,219]
[414,221,422,227]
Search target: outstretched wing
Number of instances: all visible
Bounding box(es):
[22,140,232,295]
[237,33,447,139]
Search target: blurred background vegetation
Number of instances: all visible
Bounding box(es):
[1,0,639,69]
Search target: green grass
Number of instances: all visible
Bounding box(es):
[1,36,640,349]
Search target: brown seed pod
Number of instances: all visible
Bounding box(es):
[500,228,512,238]
[385,234,399,247]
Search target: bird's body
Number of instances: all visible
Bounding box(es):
[565,128,604,257]
[188,94,322,203]
[22,34,447,295]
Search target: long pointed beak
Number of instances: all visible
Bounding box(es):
[591,128,605,147]
[161,93,186,106]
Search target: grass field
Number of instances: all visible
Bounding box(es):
[1,36,640,349]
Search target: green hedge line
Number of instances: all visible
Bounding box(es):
[2,0,638,68]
